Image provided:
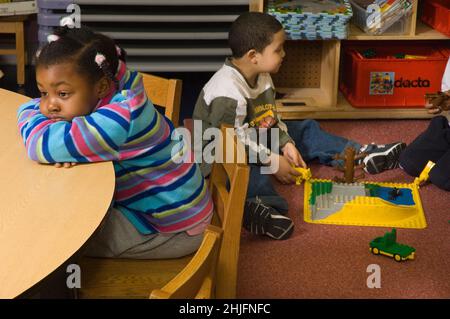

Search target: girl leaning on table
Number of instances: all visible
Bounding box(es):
[17,20,213,259]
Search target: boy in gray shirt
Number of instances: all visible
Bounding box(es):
[194,12,406,240]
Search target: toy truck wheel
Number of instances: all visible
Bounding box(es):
[371,247,379,255]
[394,254,402,262]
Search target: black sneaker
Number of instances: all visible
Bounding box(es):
[361,142,406,174]
[243,197,294,240]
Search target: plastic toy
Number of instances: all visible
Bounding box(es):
[333,146,365,183]
[414,160,435,188]
[388,187,402,200]
[394,53,427,59]
[369,228,415,262]
[293,166,312,185]
[361,48,377,59]
[302,162,432,229]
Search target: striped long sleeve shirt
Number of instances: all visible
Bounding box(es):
[17,61,213,235]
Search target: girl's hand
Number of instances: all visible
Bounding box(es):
[282,142,307,168]
[54,162,77,168]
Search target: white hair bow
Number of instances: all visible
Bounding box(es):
[47,34,60,43]
[95,53,106,67]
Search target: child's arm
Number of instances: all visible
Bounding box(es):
[17,97,132,164]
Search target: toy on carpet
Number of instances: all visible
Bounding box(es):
[369,228,415,262]
[301,160,432,229]
[414,160,436,188]
[333,146,366,183]
[292,166,312,185]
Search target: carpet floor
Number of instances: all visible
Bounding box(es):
[237,119,450,299]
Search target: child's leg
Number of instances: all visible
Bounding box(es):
[429,149,450,191]
[399,116,450,177]
[284,119,361,166]
[242,165,293,240]
[84,208,203,259]
[246,165,289,212]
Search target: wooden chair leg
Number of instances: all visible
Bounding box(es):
[15,21,25,86]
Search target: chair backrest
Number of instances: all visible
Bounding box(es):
[150,225,222,299]
[150,125,249,299]
[141,72,182,127]
[209,125,249,299]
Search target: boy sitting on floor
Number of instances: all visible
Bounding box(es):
[193,12,406,240]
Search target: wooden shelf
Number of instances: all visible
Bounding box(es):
[278,93,434,120]
[415,21,450,40]
[348,21,449,40]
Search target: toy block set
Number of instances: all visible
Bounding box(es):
[294,147,436,262]
[369,228,416,262]
[296,158,431,230]
[303,179,426,229]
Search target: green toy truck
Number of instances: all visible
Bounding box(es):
[369,229,415,262]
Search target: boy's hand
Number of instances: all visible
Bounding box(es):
[273,154,301,184]
[258,116,277,129]
[425,99,443,114]
[425,91,450,114]
[54,162,77,168]
[281,142,307,168]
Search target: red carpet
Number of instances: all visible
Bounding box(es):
[237,119,450,299]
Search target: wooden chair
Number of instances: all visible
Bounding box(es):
[141,72,182,127]
[78,127,249,299]
[0,15,28,86]
[150,225,222,299]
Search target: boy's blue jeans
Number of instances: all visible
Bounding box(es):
[246,119,361,212]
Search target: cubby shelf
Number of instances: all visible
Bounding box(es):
[256,0,450,119]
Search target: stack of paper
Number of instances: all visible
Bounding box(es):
[267,0,353,40]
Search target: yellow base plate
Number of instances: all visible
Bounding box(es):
[304,179,427,229]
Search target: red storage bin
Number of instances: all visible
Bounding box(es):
[421,0,450,37]
[340,45,449,108]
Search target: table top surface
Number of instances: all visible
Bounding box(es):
[0,89,115,298]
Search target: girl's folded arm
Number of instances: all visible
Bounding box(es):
[17,99,131,163]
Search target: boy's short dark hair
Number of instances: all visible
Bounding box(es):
[228,12,283,58]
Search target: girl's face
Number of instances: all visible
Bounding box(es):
[256,29,286,74]
[36,62,104,122]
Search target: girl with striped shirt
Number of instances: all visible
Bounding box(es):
[17,25,213,259]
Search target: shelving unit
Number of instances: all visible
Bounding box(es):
[37,0,259,72]
[256,0,450,119]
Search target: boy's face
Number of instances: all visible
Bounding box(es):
[36,63,103,122]
[256,29,286,74]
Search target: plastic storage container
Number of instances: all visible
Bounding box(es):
[340,44,449,108]
[349,0,412,35]
[421,0,450,37]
